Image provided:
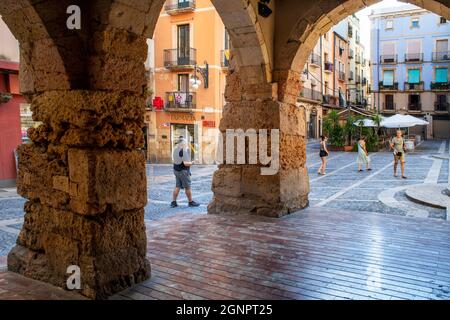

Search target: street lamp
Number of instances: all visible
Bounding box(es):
[190,61,209,89]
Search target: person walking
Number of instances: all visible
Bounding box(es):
[357,136,371,172]
[390,130,407,179]
[171,136,200,208]
[318,135,329,175]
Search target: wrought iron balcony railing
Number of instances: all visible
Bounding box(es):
[431,82,450,90]
[432,51,450,62]
[300,88,322,102]
[164,48,197,69]
[404,81,424,91]
[164,0,196,14]
[405,53,423,63]
[408,101,422,111]
[165,91,196,109]
[379,81,398,91]
[435,101,449,112]
[324,61,333,72]
[309,53,321,66]
[380,54,397,64]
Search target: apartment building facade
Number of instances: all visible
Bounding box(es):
[370,5,450,139]
[299,16,372,139]
[145,0,229,163]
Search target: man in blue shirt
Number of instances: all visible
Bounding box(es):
[171,136,200,208]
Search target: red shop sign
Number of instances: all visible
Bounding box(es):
[202,120,216,128]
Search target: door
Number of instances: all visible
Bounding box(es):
[177,24,190,65]
[433,117,450,139]
[178,0,189,8]
[436,40,448,60]
[171,124,195,161]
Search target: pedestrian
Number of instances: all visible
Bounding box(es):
[390,129,407,179]
[318,135,329,175]
[170,136,200,208]
[357,136,371,172]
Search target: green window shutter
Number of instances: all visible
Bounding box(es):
[383,70,394,85]
[436,68,448,83]
[408,69,420,84]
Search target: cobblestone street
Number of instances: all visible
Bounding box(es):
[0,139,448,263]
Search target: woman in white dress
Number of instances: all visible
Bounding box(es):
[357,136,371,172]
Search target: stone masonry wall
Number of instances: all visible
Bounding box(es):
[7,27,150,299]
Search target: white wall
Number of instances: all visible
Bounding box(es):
[0,17,19,62]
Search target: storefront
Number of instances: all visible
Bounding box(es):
[144,109,220,164]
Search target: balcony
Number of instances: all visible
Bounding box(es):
[383,102,396,111]
[408,101,422,112]
[404,81,424,91]
[221,49,230,68]
[348,49,354,59]
[164,0,196,15]
[432,51,450,62]
[435,101,449,112]
[380,54,397,64]
[405,53,423,63]
[431,81,450,90]
[322,94,339,107]
[165,91,196,110]
[299,88,322,102]
[309,53,321,67]
[379,81,398,91]
[348,71,354,81]
[356,75,361,84]
[338,71,346,81]
[164,48,196,69]
[324,61,333,73]
[355,55,361,64]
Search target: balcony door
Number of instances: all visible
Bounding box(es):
[178,0,189,8]
[177,24,190,65]
[436,39,448,60]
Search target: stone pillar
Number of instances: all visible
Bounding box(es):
[7,28,150,299]
[208,70,309,217]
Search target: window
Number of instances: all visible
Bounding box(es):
[383,70,394,85]
[408,69,420,84]
[411,18,419,28]
[385,19,393,30]
[178,74,189,92]
[177,24,190,64]
[440,17,447,24]
[385,94,394,109]
[436,68,448,83]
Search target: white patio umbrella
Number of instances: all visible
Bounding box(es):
[353,118,377,127]
[381,114,429,128]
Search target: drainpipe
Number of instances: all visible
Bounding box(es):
[377,17,380,113]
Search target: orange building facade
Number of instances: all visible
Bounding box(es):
[145,0,229,163]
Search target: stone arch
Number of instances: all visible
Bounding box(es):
[1,0,275,299]
[274,0,450,102]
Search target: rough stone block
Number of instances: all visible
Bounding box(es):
[9,201,150,299]
[68,148,147,215]
[17,143,70,208]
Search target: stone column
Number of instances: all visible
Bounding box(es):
[208,70,310,217]
[7,28,150,299]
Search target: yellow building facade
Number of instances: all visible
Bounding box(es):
[145,0,229,163]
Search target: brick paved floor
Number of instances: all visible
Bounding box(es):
[0,139,449,299]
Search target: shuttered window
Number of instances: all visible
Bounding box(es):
[436,68,448,83]
[408,69,420,84]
